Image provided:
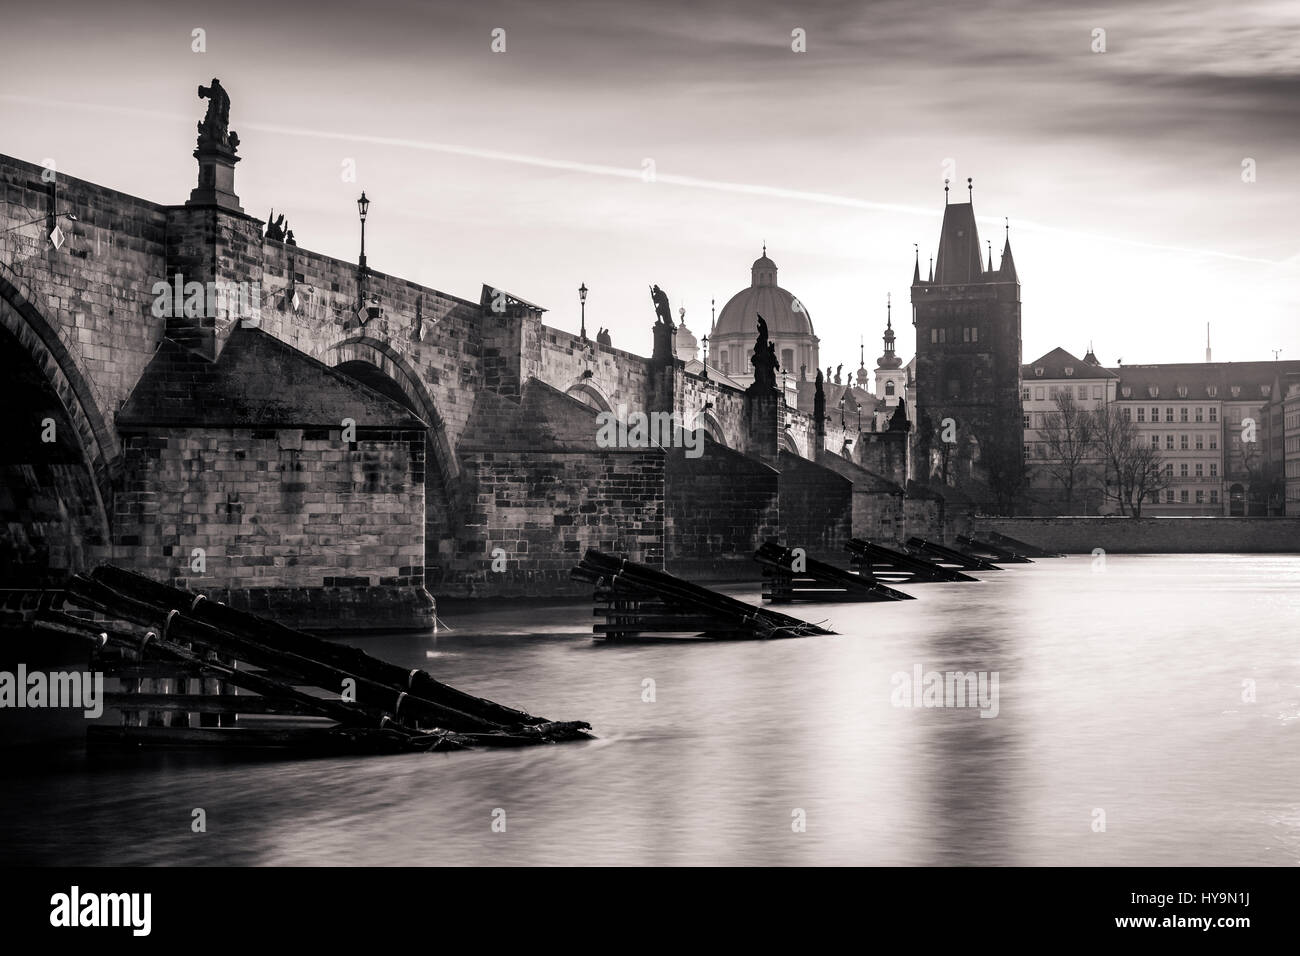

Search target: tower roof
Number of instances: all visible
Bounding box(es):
[1023,347,1118,380]
[932,202,985,284]
[1000,236,1018,282]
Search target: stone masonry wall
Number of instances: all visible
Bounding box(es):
[778,450,853,560]
[113,425,428,618]
[972,516,1300,553]
[446,448,665,598]
[664,442,779,580]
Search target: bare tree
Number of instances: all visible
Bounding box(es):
[1093,404,1169,517]
[1239,438,1282,515]
[1036,391,1097,514]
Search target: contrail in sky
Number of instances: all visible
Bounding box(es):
[1,93,1287,267]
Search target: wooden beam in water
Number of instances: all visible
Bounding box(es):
[754,540,914,603]
[904,537,1002,572]
[846,539,978,583]
[574,549,835,641]
[956,534,1034,563]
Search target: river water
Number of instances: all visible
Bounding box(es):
[3,554,1298,866]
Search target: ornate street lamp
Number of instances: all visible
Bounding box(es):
[356,192,369,270]
[579,282,588,341]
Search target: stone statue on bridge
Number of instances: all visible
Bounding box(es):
[650,285,676,363]
[197,78,239,152]
[750,314,780,390]
[265,210,286,241]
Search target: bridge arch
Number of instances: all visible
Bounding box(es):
[684,408,726,447]
[0,266,114,582]
[328,336,460,583]
[564,379,613,413]
[780,429,800,456]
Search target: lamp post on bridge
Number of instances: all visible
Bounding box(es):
[355,192,370,314]
[579,282,588,341]
[356,192,369,271]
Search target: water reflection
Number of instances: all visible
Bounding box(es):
[1,555,1298,865]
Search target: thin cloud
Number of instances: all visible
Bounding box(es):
[2,92,1286,268]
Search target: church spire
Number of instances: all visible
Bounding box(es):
[912,243,920,284]
[999,230,1018,282]
[877,292,901,370]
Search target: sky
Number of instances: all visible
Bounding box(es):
[1,0,1297,370]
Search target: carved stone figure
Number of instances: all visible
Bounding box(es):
[650,285,676,362]
[265,210,286,241]
[750,314,779,390]
[197,78,238,152]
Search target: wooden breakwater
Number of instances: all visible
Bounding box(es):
[572,549,835,641]
[28,566,592,754]
[904,537,1003,572]
[846,539,978,583]
[754,540,913,603]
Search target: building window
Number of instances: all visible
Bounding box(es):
[1195,463,1203,477]
[1165,408,1173,422]
[1152,435,1160,449]
[1180,435,1189,450]
[1210,435,1217,450]
[1093,386,1102,399]
[1048,385,1058,398]
[1195,407,1203,422]
[1023,414,1031,428]
[1078,385,1088,400]
[1022,387,1030,400]
[930,328,937,343]
[1180,407,1188,422]
[1180,463,1188,477]
[1023,443,1031,457]
[1035,387,1044,401]
[1210,490,1219,504]
[885,381,895,396]
[1196,489,1204,504]
[971,326,978,342]
[1164,463,1173,476]
[1180,490,1189,503]
[938,328,946,343]
[1151,407,1159,421]
[1195,434,1203,449]
[1166,490,1175,503]
[1137,408,1146,422]
[1209,407,1218,422]
[963,327,971,343]
[1166,434,1174,449]
[1123,407,1132,420]
[1210,463,1217,477]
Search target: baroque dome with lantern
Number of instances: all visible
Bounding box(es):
[707,247,820,387]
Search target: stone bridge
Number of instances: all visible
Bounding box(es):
[0,134,943,629]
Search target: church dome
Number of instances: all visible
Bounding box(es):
[674,313,699,361]
[714,251,814,339]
